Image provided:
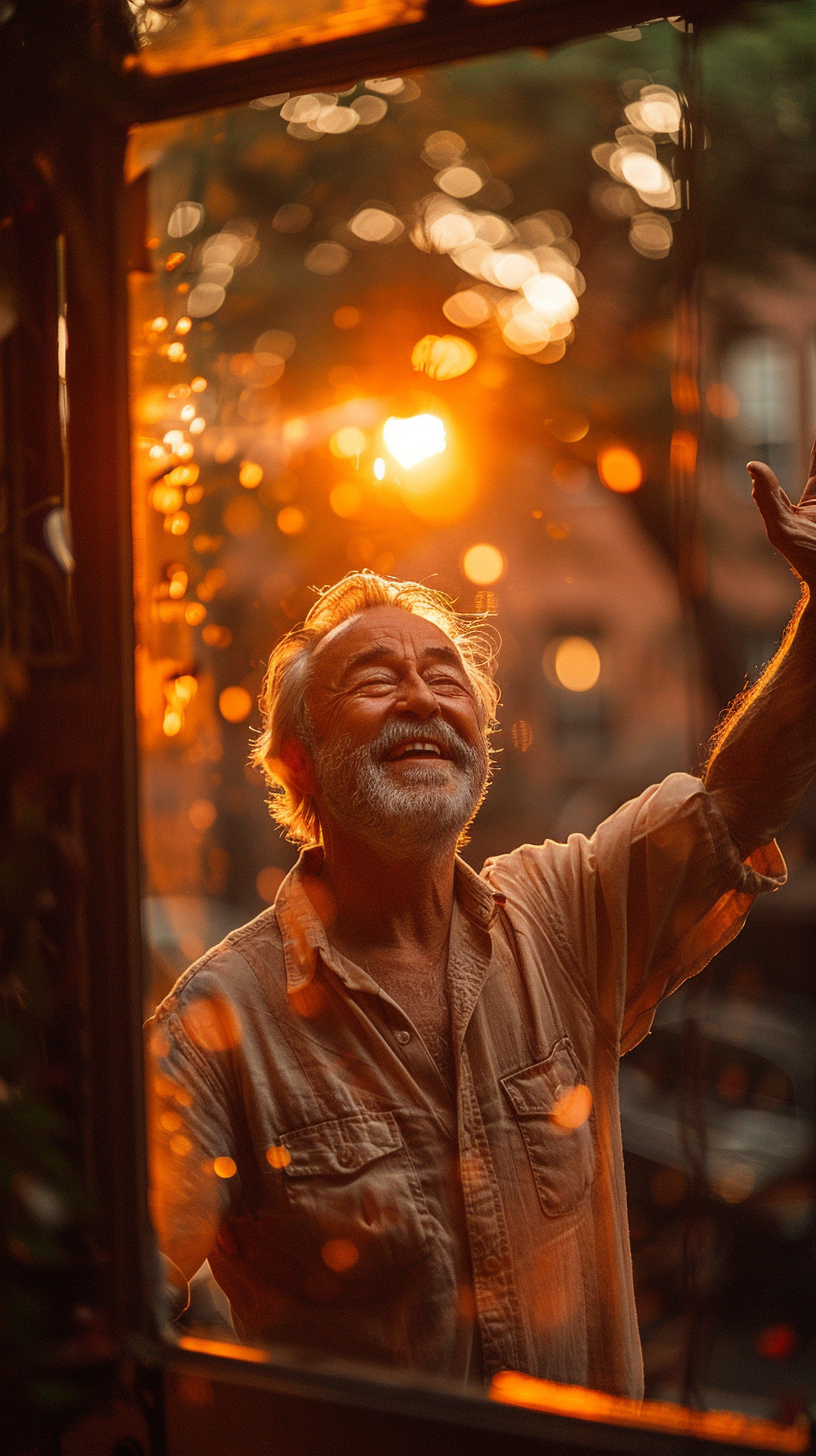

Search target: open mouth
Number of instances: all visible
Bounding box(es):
[384,739,452,763]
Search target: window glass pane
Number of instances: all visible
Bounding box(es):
[131,9,816,1441]
[128,0,424,75]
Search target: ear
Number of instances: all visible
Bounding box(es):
[279,736,318,798]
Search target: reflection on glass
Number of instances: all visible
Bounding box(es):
[128,0,424,75]
[131,6,816,1436]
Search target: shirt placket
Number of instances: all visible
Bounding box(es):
[446,882,525,1378]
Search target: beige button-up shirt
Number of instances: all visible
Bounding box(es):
[147,774,784,1396]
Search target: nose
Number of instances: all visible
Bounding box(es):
[395,668,440,719]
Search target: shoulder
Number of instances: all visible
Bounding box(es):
[155,904,286,1022]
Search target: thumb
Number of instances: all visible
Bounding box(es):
[747,460,792,534]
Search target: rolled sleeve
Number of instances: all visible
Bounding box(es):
[610,774,786,1051]
[484,774,786,1055]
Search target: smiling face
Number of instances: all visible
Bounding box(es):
[294,605,490,858]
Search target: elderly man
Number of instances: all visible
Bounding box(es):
[148,454,816,1397]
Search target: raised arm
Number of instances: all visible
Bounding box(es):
[704,441,816,855]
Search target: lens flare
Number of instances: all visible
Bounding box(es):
[383,414,446,470]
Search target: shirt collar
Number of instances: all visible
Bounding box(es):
[274,845,502,995]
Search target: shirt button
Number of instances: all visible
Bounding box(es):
[395,1030,411,1046]
[336,1148,354,1167]
[483,1255,501,1275]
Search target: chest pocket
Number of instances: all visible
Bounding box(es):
[278,1111,431,1288]
[501,1038,595,1217]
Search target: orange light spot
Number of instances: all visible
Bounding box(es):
[213,1156,237,1179]
[184,602,206,624]
[544,637,601,693]
[256,866,285,903]
[165,252,186,271]
[191,376,207,393]
[550,1083,592,1131]
[706,381,740,420]
[160,1110,182,1132]
[329,426,366,459]
[149,483,184,514]
[277,506,306,535]
[219,686,252,723]
[162,708,182,737]
[180,995,242,1053]
[201,624,232,648]
[167,342,187,362]
[239,460,263,489]
[411,333,477,381]
[189,798,216,831]
[333,305,360,329]
[165,510,190,536]
[462,543,505,585]
[175,316,192,335]
[165,464,199,488]
[265,1145,291,1169]
[321,1238,359,1273]
[598,445,642,493]
[169,1134,192,1157]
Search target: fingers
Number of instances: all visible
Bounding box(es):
[747,461,792,538]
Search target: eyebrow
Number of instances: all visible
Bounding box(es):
[338,641,466,683]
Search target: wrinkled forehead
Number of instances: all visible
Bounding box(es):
[309,604,466,685]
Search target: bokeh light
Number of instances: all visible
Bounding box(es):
[213,1157,237,1179]
[597,445,643,493]
[189,799,217,831]
[333,305,360,329]
[330,426,366,458]
[706,381,740,419]
[277,506,307,535]
[321,1238,359,1273]
[544,637,602,693]
[256,867,286,903]
[383,414,447,470]
[219,686,252,723]
[462,543,505,584]
[411,334,477,380]
[239,461,263,488]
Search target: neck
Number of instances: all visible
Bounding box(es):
[310,820,458,957]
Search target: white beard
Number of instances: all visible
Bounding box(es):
[309,717,489,861]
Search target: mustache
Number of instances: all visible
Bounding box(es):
[367,717,480,768]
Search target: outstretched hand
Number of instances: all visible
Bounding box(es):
[749,435,816,588]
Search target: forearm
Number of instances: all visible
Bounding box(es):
[704,587,816,855]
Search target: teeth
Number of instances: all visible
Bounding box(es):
[393,740,442,760]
